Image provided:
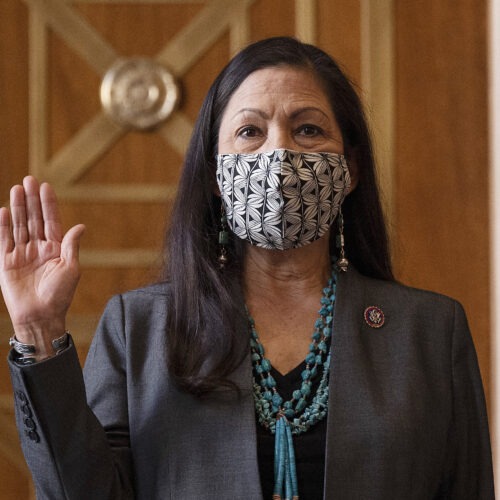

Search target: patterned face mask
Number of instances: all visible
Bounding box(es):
[216,148,351,250]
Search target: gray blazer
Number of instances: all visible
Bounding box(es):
[8,268,494,499]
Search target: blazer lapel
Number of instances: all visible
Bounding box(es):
[324,267,394,498]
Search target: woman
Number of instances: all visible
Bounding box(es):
[0,37,493,499]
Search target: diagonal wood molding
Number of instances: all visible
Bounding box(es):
[24,0,118,75]
[23,0,257,194]
[155,0,255,76]
[46,113,125,187]
[19,0,261,266]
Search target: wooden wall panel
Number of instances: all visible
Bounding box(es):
[393,1,490,401]
[317,0,361,85]
[249,0,296,41]
[0,0,491,498]
[74,3,205,56]
[0,2,32,499]
[48,30,102,156]
[0,1,29,199]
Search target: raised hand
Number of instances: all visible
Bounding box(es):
[0,176,85,356]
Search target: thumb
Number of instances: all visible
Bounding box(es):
[61,224,86,264]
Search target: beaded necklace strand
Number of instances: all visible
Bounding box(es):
[249,270,336,500]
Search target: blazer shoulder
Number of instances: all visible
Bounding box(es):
[122,281,171,298]
[96,282,171,341]
[103,282,171,313]
[351,268,458,303]
[343,267,463,324]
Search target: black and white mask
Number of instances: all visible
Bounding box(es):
[216,149,351,250]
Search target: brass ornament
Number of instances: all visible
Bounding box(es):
[100,57,180,130]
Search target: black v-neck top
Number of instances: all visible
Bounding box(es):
[256,361,327,499]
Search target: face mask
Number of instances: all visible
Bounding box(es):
[216,148,351,250]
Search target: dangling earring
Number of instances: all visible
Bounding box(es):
[218,202,229,269]
[335,206,349,272]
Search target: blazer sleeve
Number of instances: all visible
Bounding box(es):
[441,301,494,498]
[8,295,134,500]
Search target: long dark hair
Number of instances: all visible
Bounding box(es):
[162,37,393,395]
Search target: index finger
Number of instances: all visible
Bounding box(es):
[0,207,13,254]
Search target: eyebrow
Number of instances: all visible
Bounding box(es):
[232,106,330,121]
[232,108,270,120]
[289,107,331,120]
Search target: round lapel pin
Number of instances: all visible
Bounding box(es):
[364,306,385,328]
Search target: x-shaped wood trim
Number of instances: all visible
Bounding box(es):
[22,0,256,198]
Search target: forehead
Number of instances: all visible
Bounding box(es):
[224,65,332,114]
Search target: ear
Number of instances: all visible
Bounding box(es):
[346,157,359,194]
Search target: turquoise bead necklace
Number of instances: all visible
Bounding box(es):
[249,269,336,500]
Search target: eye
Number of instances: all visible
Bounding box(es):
[237,126,261,138]
[297,124,323,137]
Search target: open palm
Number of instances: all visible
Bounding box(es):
[0,177,84,335]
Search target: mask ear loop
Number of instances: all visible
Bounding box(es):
[335,206,349,272]
[218,201,229,269]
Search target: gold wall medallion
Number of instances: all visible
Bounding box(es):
[100,57,180,130]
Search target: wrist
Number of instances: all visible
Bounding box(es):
[12,318,66,344]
